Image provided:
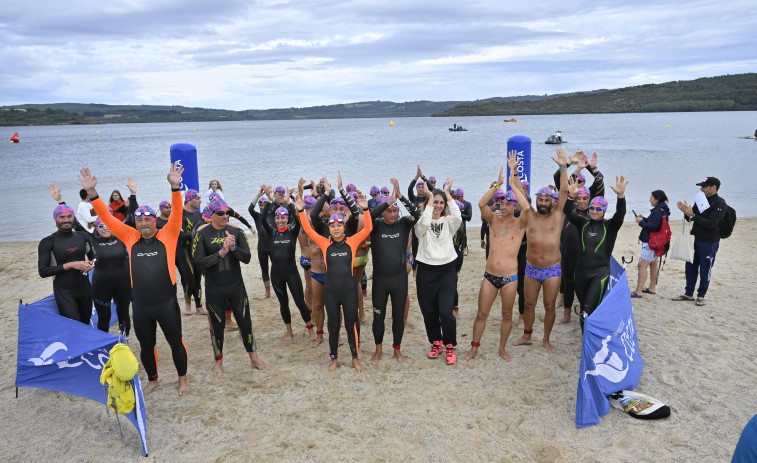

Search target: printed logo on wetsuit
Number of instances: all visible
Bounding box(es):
[98,241,118,246]
[587,231,598,237]
[381,233,400,239]
[330,252,349,257]
[66,247,79,253]
[274,239,291,245]
[210,237,225,244]
[136,252,158,257]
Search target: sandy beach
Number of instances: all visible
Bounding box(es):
[1,219,755,462]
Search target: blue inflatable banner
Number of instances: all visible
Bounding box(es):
[170,143,199,193]
[576,258,643,428]
[32,277,119,329]
[506,135,531,194]
[15,301,148,456]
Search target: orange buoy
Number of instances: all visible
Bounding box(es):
[10,131,20,143]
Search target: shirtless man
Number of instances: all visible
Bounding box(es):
[512,147,568,353]
[464,158,528,362]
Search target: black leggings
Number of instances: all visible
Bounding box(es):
[560,242,579,309]
[54,283,93,325]
[574,266,610,319]
[416,262,457,346]
[132,297,187,381]
[271,265,311,325]
[92,273,131,335]
[517,244,526,315]
[324,276,360,359]
[371,273,407,346]
[177,247,202,307]
[205,283,256,359]
[257,245,271,287]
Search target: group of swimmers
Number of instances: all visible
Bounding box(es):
[39,149,636,394]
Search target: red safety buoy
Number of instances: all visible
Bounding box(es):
[10,132,20,143]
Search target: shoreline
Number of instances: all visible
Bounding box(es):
[2,219,755,461]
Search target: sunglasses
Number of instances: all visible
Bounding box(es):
[214,210,231,216]
[576,196,589,200]
[588,206,605,212]
[134,210,155,217]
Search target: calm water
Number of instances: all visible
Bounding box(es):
[2,112,756,242]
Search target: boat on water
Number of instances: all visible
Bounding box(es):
[545,130,565,144]
[450,124,467,131]
[504,118,517,122]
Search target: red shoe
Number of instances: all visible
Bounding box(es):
[445,344,456,365]
[428,341,443,359]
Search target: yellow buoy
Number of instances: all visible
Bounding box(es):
[370,132,373,136]
[666,125,670,128]
[324,125,327,128]
[193,128,196,131]
[389,120,394,127]
[96,130,100,134]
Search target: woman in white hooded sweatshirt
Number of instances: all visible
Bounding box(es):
[414,178,462,365]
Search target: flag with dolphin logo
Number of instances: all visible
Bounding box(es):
[576,257,643,428]
[15,300,148,456]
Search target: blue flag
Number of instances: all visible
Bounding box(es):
[15,301,148,456]
[576,258,643,428]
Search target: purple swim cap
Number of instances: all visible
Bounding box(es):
[521,180,530,190]
[274,186,286,196]
[536,187,553,198]
[505,191,519,206]
[346,183,357,192]
[258,195,269,204]
[208,198,229,213]
[202,207,212,220]
[370,186,379,195]
[380,186,390,194]
[304,195,316,210]
[329,197,346,209]
[454,188,464,197]
[416,181,425,189]
[134,205,157,220]
[576,187,591,198]
[590,196,608,211]
[454,200,464,210]
[348,191,358,202]
[53,204,75,220]
[492,189,506,201]
[159,200,171,211]
[275,206,289,217]
[328,213,345,225]
[184,189,200,203]
[429,176,436,182]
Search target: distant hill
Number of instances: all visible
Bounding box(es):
[433,73,757,116]
[0,107,102,126]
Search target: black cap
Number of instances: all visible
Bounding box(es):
[696,177,721,188]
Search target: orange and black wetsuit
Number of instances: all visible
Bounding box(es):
[299,209,372,360]
[92,189,187,382]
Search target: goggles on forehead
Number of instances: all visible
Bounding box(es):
[328,214,345,224]
[134,210,155,218]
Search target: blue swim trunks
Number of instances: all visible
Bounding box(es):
[525,263,561,282]
[300,256,312,271]
[310,271,325,285]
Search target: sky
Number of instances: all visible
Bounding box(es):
[2,0,755,110]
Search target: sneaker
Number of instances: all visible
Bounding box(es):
[445,344,456,365]
[428,341,443,359]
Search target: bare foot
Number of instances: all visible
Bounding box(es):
[250,353,268,371]
[517,316,525,330]
[512,334,532,346]
[327,359,339,372]
[178,376,190,396]
[543,340,556,353]
[463,348,478,361]
[257,293,270,300]
[308,328,316,342]
[184,301,192,316]
[453,308,459,319]
[225,322,239,331]
[311,334,324,348]
[370,349,382,364]
[556,316,571,325]
[352,358,365,372]
[283,326,293,341]
[143,380,159,395]
[212,359,223,377]
[498,347,512,362]
[195,306,208,315]
[393,349,405,363]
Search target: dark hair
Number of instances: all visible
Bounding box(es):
[79,189,88,200]
[110,190,123,203]
[651,190,668,203]
[424,189,449,217]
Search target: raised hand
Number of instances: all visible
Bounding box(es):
[390,177,402,199]
[293,193,305,211]
[609,175,629,198]
[568,150,584,166]
[223,230,235,251]
[322,177,332,196]
[78,168,98,196]
[506,150,518,173]
[337,171,343,191]
[48,183,63,203]
[589,152,598,169]
[357,193,369,210]
[444,178,453,193]
[566,176,580,196]
[416,164,423,179]
[127,177,137,195]
[552,147,568,168]
[167,162,184,189]
[577,153,588,170]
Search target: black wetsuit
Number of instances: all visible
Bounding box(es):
[179,208,204,308]
[369,198,420,347]
[91,235,131,335]
[569,197,626,319]
[261,202,311,326]
[248,200,272,290]
[560,201,590,312]
[193,225,256,360]
[553,166,605,198]
[38,229,96,324]
[460,199,472,250]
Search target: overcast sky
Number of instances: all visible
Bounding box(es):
[2,0,755,110]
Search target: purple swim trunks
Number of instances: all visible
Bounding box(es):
[525,263,561,282]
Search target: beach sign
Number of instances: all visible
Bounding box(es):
[170,143,200,193]
[506,135,531,194]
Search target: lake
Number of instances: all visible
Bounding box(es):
[2,111,755,242]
